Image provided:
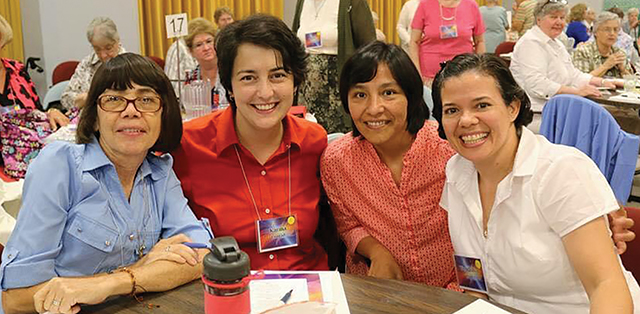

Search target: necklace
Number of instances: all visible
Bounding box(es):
[234,144,292,220]
[439,1,458,21]
[313,0,327,19]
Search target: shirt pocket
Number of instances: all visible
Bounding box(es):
[59,214,120,275]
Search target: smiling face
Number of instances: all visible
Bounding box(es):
[595,19,621,48]
[190,33,216,65]
[96,83,163,163]
[347,64,410,149]
[537,9,567,39]
[230,43,294,135]
[440,71,520,167]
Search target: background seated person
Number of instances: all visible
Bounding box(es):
[184,18,227,108]
[61,17,125,110]
[0,53,210,314]
[0,14,68,130]
[434,52,640,314]
[214,6,234,31]
[172,15,329,271]
[321,41,458,288]
[510,0,616,115]
[565,3,590,48]
[573,12,634,78]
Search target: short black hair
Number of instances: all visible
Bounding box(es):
[77,53,183,152]
[431,53,533,139]
[215,14,307,109]
[339,41,427,137]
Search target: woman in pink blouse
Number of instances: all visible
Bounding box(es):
[321,41,459,288]
[409,0,486,85]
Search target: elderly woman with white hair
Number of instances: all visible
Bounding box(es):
[573,12,633,78]
[510,0,617,129]
[61,17,125,110]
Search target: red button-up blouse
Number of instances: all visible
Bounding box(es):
[173,108,329,270]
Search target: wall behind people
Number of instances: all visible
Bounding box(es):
[20,0,140,99]
[139,0,284,60]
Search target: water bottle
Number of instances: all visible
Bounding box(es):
[202,236,252,314]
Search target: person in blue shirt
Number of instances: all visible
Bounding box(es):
[566,3,590,47]
[0,53,211,314]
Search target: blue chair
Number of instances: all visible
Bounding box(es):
[42,80,69,111]
[540,94,639,204]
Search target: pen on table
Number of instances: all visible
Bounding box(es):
[280,289,293,305]
[183,242,210,249]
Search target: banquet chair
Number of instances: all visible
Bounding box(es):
[147,56,165,69]
[540,95,640,204]
[494,41,515,56]
[51,61,79,86]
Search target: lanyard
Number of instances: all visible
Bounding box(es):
[234,144,292,221]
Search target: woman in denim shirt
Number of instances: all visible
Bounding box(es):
[0,53,211,314]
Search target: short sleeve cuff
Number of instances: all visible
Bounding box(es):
[1,252,56,289]
[557,209,615,238]
[342,227,370,255]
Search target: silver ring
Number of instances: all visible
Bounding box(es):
[165,245,171,252]
[52,300,61,306]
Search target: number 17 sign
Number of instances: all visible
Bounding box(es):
[165,13,188,38]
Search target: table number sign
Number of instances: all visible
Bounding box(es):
[165,13,188,38]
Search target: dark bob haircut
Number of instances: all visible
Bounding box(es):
[215,14,307,109]
[339,41,428,137]
[431,53,533,139]
[76,53,183,152]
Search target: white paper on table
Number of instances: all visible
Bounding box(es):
[249,271,349,314]
[453,299,513,314]
[250,279,309,313]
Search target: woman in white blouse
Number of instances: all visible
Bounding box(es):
[432,53,640,314]
[509,0,617,114]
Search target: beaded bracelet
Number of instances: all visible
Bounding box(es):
[114,267,137,296]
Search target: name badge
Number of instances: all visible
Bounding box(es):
[256,215,299,253]
[305,32,322,48]
[453,254,488,293]
[440,24,458,39]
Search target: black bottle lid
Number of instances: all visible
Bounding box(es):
[203,236,250,282]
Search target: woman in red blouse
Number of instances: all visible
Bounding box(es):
[0,14,68,129]
[172,15,329,271]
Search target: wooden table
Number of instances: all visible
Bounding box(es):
[82,274,526,314]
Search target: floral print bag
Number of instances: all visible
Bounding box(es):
[0,109,52,179]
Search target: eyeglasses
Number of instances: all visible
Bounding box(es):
[540,0,568,10]
[98,95,162,113]
[193,38,215,51]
